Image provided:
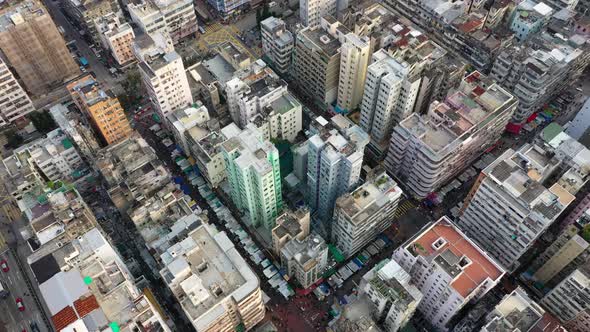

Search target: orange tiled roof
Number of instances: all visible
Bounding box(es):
[74,294,100,318]
[412,218,503,298]
[52,305,78,331]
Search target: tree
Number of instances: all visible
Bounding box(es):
[29,110,57,134]
[119,69,142,112]
[5,129,23,149]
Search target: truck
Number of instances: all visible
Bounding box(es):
[79,57,89,67]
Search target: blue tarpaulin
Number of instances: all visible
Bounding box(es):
[352,258,363,268]
[79,57,88,67]
[173,176,183,184]
[181,184,191,194]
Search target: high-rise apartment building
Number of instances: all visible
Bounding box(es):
[222,124,283,230]
[134,32,193,118]
[359,49,422,159]
[21,129,85,182]
[226,63,302,142]
[67,75,132,145]
[292,17,342,110]
[458,128,590,272]
[226,60,288,128]
[350,4,467,121]
[541,266,590,331]
[0,56,34,126]
[490,30,590,127]
[300,0,336,27]
[64,0,121,43]
[332,170,402,258]
[0,0,79,95]
[527,210,590,291]
[358,259,423,332]
[481,287,551,332]
[280,232,328,289]
[261,17,294,74]
[159,223,265,331]
[187,123,231,189]
[337,32,370,113]
[385,71,517,198]
[392,217,505,331]
[307,114,369,227]
[128,0,197,44]
[95,13,136,66]
[248,91,303,143]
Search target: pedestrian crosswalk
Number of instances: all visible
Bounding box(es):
[394,200,415,218]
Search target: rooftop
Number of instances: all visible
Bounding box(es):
[281,233,327,268]
[272,208,309,240]
[36,228,167,331]
[67,75,116,108]
[485,141,585,222]
[406,217,504,298]
[298,23,342,57]
[363,259,422,311]
[221,124,277,175]
[337,171,402,224]
[159,224,259,330]
[400,71,516,154]
[0,0,46,32]
[483,287,545,332]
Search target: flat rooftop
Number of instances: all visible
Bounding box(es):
[337,172,402,224]
[406,217,504,298]
[485,145,576,222]
[484,287,544,332]
[159,225,259,330]
[400,71,515,154]
[0,0,46,32]
[299,26,341,57]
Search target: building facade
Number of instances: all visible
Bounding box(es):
[0,0,80,95]
[292,17,342,110]
[332,170,402,258]
[337,32,370,113]
[300,0,337,27]
[67,75,132,145]
[358,259,422,332]
[128,0,197,44]
[385,71,517,198]
[541,266,590,331]
[222,124,283,230]
[458,127,590,272]
[306,115,369,228]
[135,33,193,118]
[280,232,328,289]
[360,50,422,159]
[95,13,136,66]
[527,208,590,290]
[261,17,294,74]
[490,31,590,126]
[0,56,34,126]
[392,217,505,331]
